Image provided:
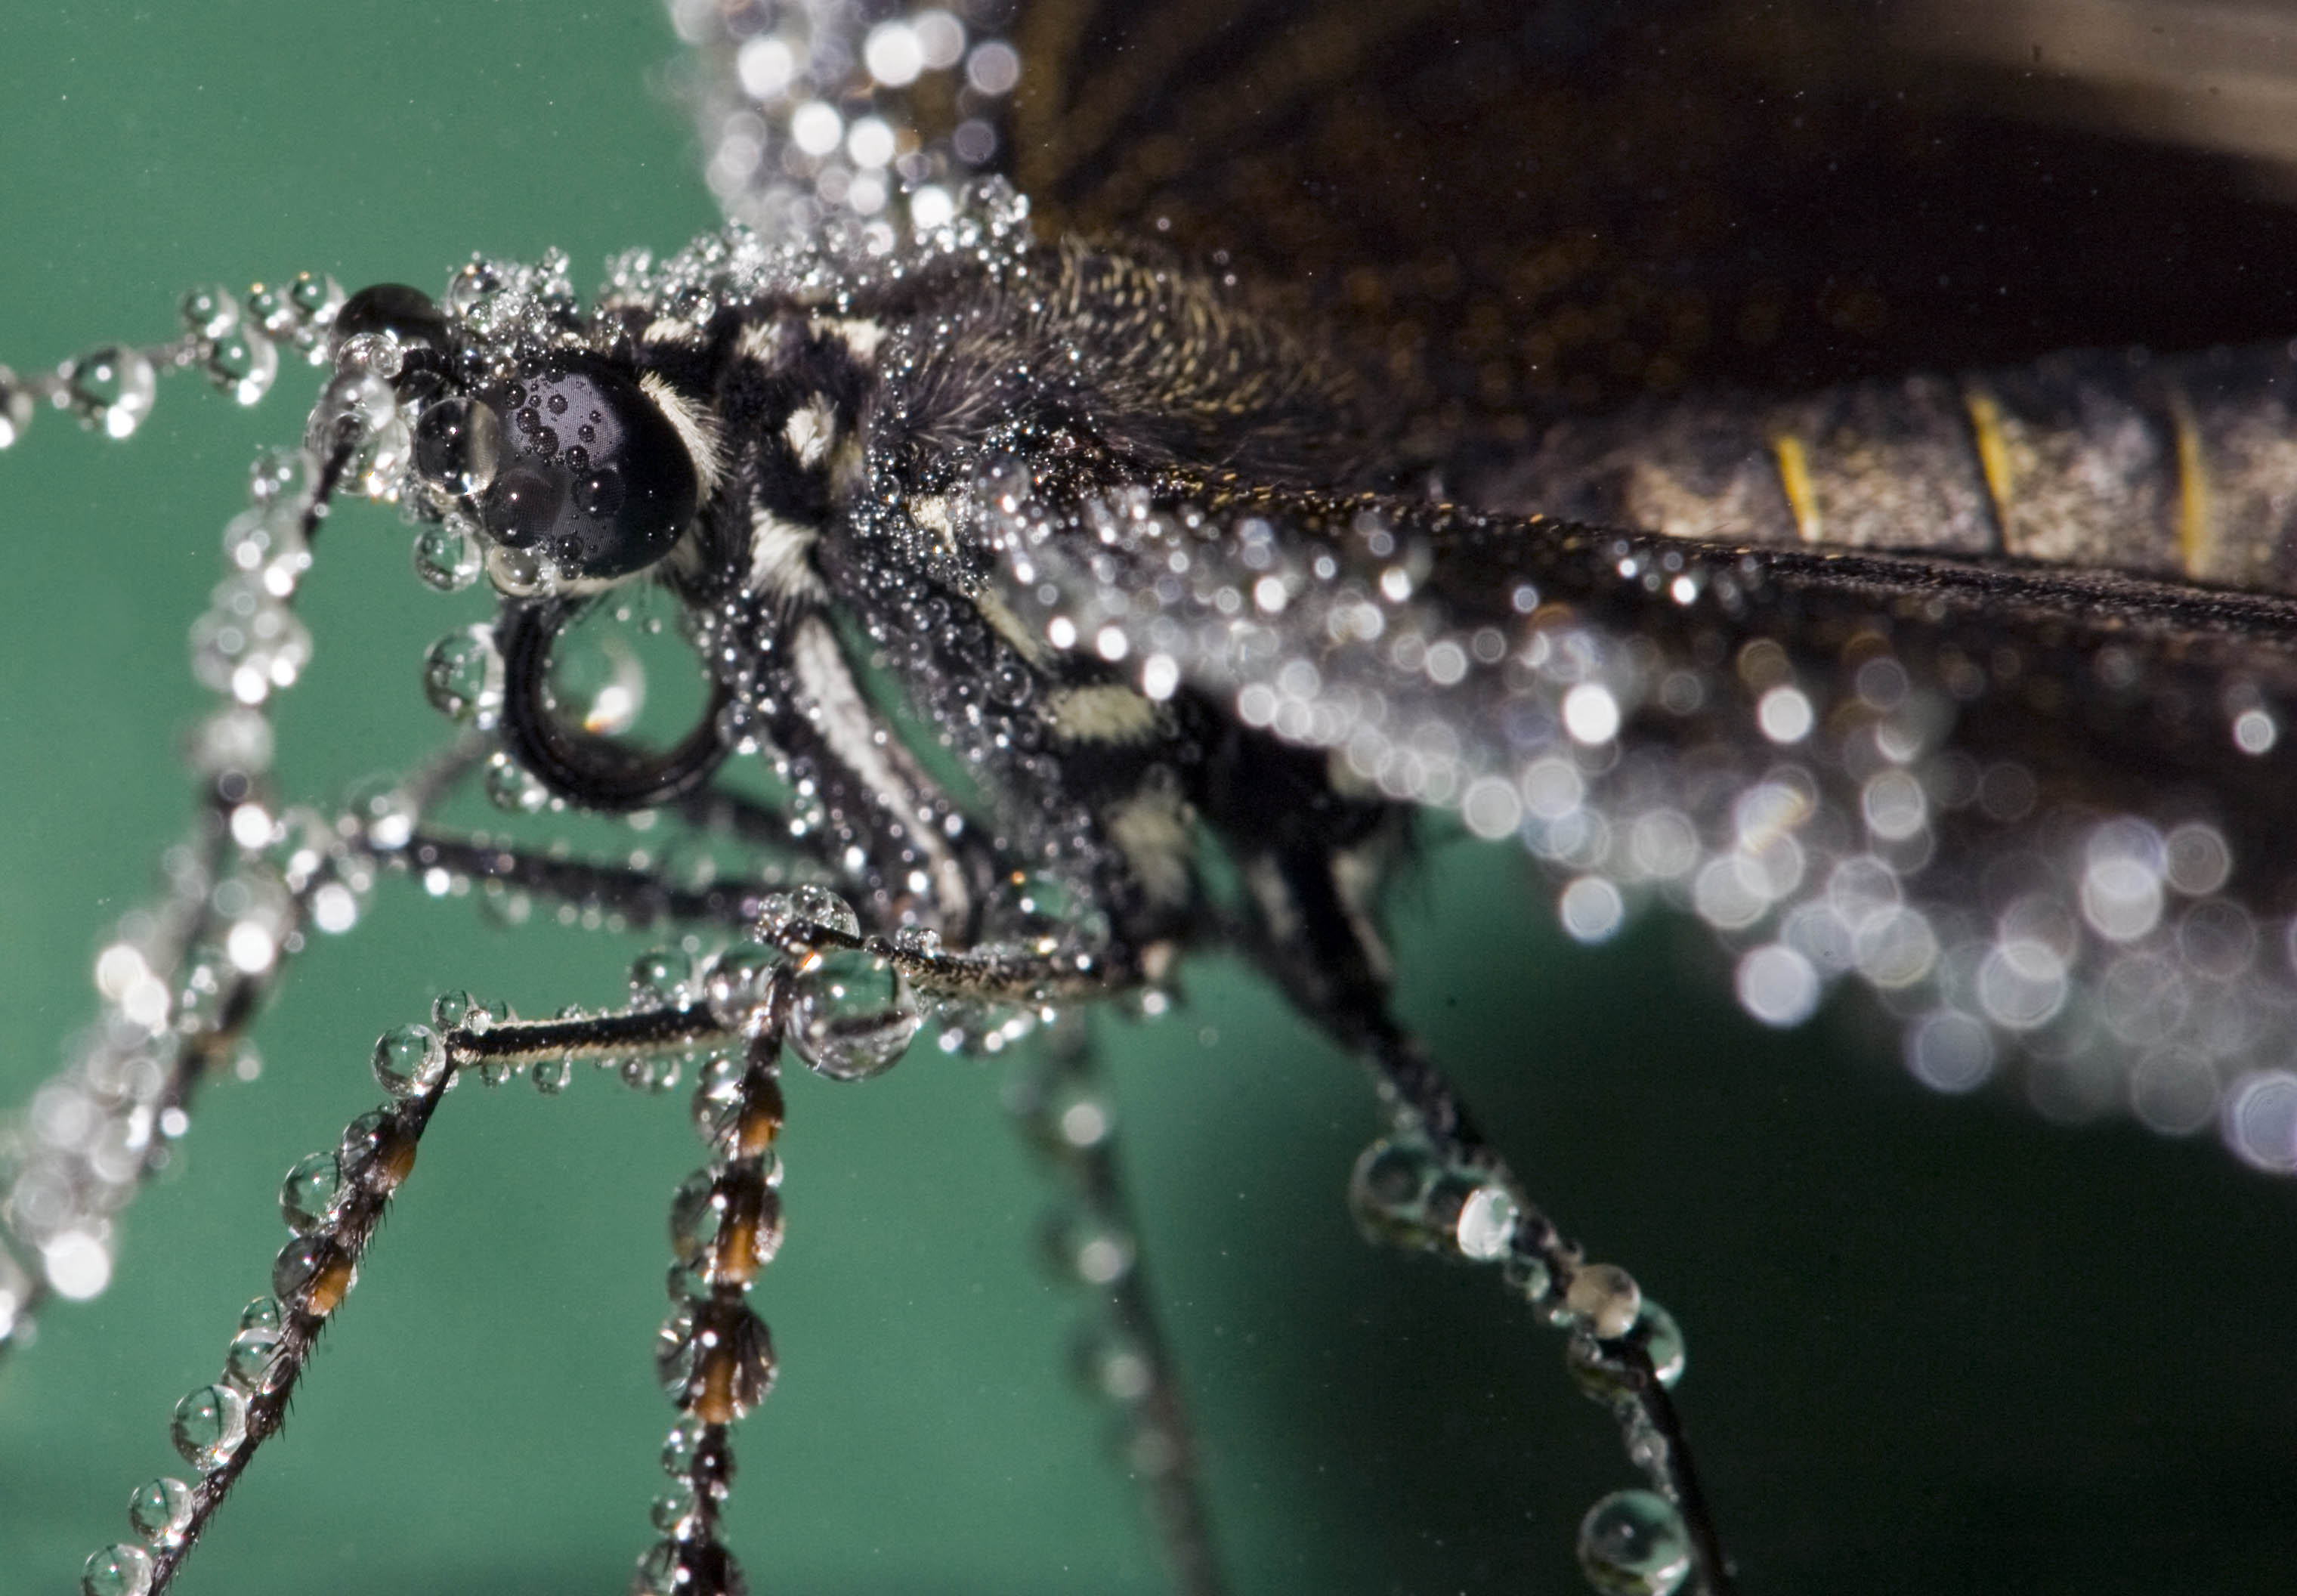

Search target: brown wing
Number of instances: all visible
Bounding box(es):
[1002,0,2297,462]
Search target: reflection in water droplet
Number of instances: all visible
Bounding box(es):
[125,1475,193,1548]
[1577,1489,1692,1594]
[80,1542,155,1596]
[169,1384,249,1472]
[788,948,919,1080]
[372,1024,447,1098]
[63,346,157,438]
[277,1150,343,1234]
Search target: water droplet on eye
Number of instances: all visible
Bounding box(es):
[63,346,157,438]
[81,1542,155,1596]
[202,325,278,407]
[575,465,624,517]
[169,1384,249,1472]
[789,948,920,1081]
[412,396,503,496]
[760,883,861,941]
[372,1023,448,1098]
[1576,1489,1692,1595]
[481,461,566,549]
[277,1150,343,1234]
[125,1475,193,1547]
[422,628,503,724]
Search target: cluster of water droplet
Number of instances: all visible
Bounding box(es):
[74,1054,441,1596]
[1344,1128,1700,1593]
[0,271,340,459]
[669,0,1021,246]
[993,475,2297,1174]
[1004,1025,1203,1486]
[638,967,800,1596]
[1,336,396,1352]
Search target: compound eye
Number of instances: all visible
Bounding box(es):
[475,355,699,580]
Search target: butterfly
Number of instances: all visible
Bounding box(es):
[5,2,2297,1593]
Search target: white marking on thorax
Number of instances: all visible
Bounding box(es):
[788,616,971,923]
[641,316,701,346]
[784,394,837,469]
[747,509,827,605]
[1046,684,1161,744]
[637,370,724,497]
[810,316,886,363]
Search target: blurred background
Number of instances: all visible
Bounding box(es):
[2,3,2296,1592]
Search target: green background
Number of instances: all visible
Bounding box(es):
[2,4,2296,1592]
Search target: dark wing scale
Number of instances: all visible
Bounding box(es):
[1004,0,2297,466]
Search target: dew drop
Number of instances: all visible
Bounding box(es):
[413,519,484,592]
[169,1384,248,1472]
[1566,1263,1644,1340]
[277,1150,343,1234]
[788,948,920,1081]
[272,1234,354,1316]
[1577,1489,1692,1595]
[703,941,778,1028]
[530,1056,572,1094]
[760,883,860,941]
[81,1542,155,1596]
[224,1322,286,1392]
[631,948,696,1007]
[372,1023,448,1098]
[63,346,157,438]
[484,751,549,812]
[412,395,504,496]
[203,325,278,407]
[422,629,502,724]
[125,1475,193,1548]
[179,283,240,338]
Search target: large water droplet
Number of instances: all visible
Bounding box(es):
[703,941,778,1028]
[669,1166,785,1286]
[413,518,484,592]
[169,1384,249,1471]
[760,883,860,941]
[63,346,156,438]
[413,395,504,496]
[272,1234,354,1316]
[224,1323,286,1393]
[372,1023,448,1098]
[278,1150,343,1234]
[1576,1489,1692,1595]
[631,948,695,1007]
[126,1475,193,1547]
[422,629,502,724]
[656,1295,777,1421]
[81,1542,155,1596]
[339,1109,417,1192]
[203,325,278,407]
[789,948,920,1080]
